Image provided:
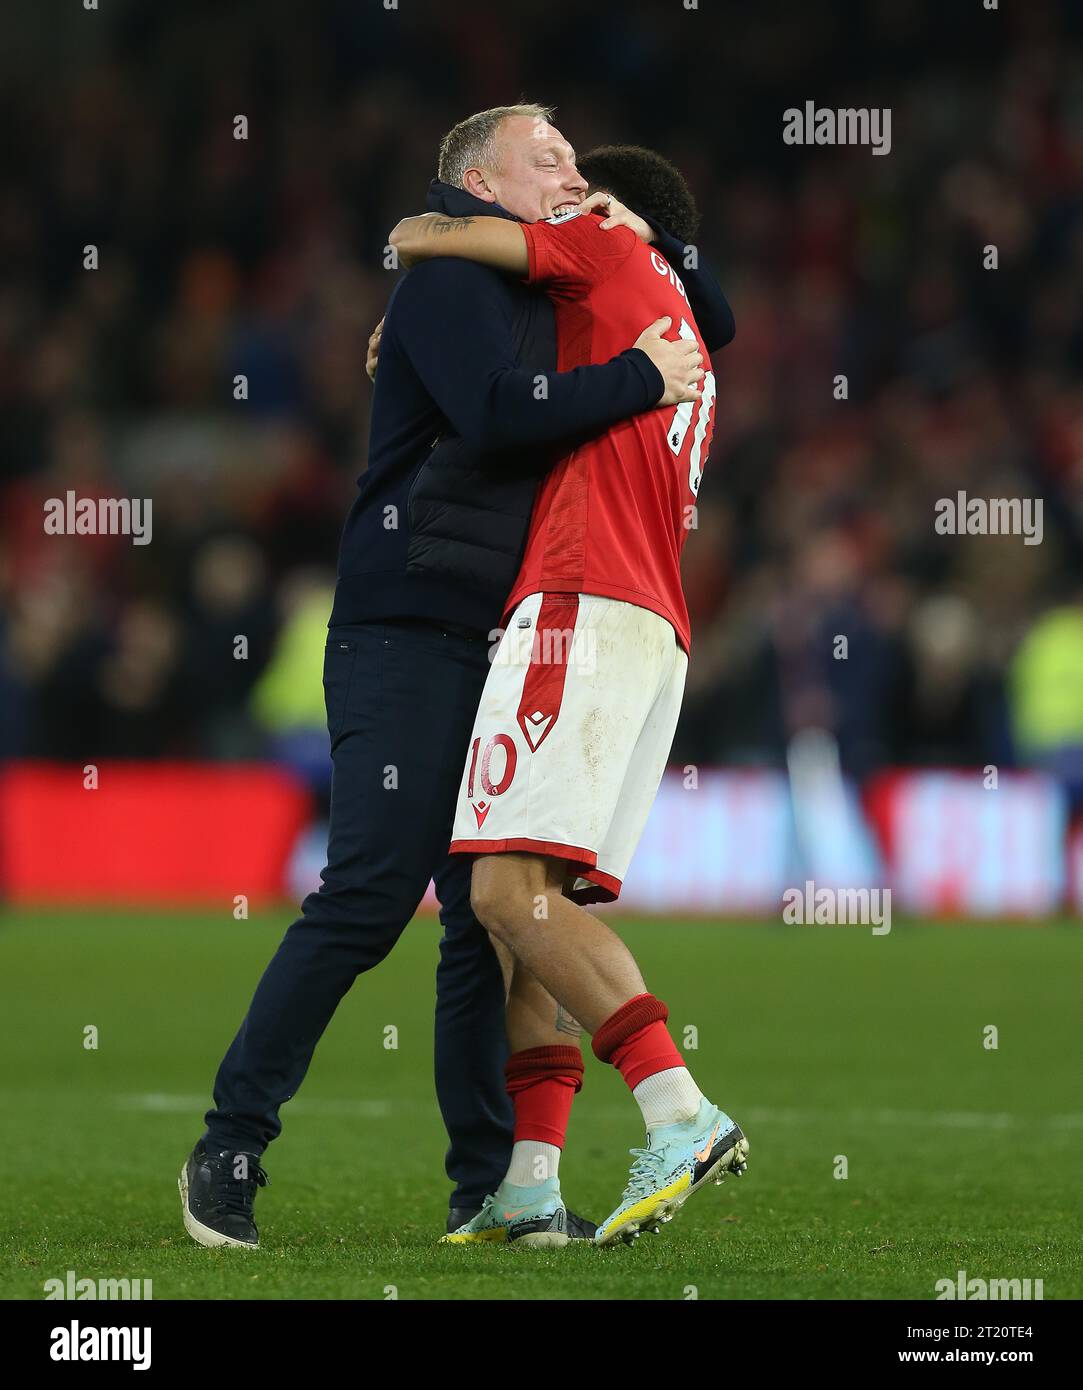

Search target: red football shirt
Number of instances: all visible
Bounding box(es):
[506,209,718,652]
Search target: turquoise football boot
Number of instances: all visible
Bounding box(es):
[595,1099,748,1247]
[440,1178,569,1249]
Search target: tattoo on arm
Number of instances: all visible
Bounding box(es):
[429,215,476,236]
[555,1005,581,1038]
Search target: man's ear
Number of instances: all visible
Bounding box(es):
[462,167,497,203]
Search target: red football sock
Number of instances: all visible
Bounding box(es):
[592,992,686,1092]
[505,1045,584,1147]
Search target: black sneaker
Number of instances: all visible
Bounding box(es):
[564,1209,598,1241]
[179,1140,270,1249]
[446,1204,596,1241]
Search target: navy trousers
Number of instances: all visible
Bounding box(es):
[204,619,513,1211]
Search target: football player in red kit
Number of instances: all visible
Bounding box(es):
[390,140,747,1248]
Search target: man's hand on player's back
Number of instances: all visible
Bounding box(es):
[634,316,703,406]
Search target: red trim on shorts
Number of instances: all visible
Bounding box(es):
[449,836,597,871]
[515,593,579,754]
[567,867,623,905]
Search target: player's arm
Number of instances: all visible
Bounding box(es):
[389,213,529,274]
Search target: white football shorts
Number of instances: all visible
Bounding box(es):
[449,590,687,903]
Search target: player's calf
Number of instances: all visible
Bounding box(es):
[470,853,647,1033]
[468,852,551,947]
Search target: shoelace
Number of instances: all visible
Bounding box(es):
[621,1147,664,1202]
[214,1156,270,1217]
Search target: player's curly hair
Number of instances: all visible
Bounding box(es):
[576,144,701,245]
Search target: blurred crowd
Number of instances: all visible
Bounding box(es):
[2,0,1083,803]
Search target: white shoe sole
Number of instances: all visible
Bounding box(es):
[597,1134,750,1247]
[178,1162,259,1250]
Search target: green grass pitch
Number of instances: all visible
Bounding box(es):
[2,908,1081,1300]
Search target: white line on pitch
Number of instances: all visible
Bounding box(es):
[115,1092,391,1118]
[112,1093,1083,1131]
